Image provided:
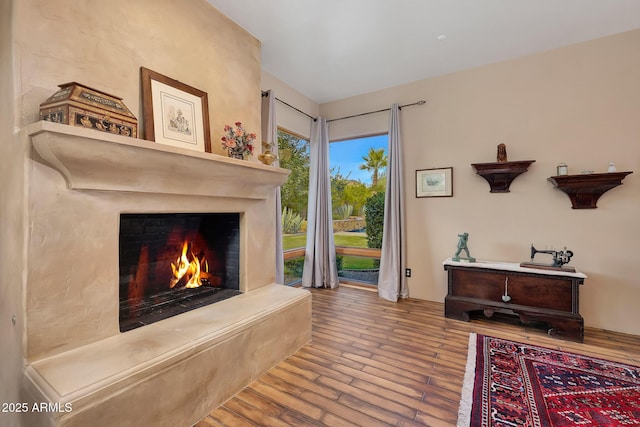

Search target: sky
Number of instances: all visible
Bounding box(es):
[329,134,388,185]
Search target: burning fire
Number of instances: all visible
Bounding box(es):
[170,241,209,289]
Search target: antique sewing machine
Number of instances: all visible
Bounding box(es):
[520,245,576,272]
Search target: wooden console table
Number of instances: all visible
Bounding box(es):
[444,259,586,342]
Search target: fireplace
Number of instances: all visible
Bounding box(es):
[119,212,241,331]
[24,122,310,427]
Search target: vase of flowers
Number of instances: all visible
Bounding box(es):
[221,122,255,159]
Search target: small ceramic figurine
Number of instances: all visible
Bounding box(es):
[497,143,507,162]
[453,232,476,262]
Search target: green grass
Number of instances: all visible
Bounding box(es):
[341,256,377,269]
[283,233,369,250]
[283,234,307,250]
[334,234,368,248]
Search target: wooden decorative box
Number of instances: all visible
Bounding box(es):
[39,82,137,138]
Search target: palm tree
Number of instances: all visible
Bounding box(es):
[359,147,387,187]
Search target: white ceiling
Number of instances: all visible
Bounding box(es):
[207,0,640,104]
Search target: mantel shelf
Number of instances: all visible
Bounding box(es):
[471,160,536,193]
[27,121,290,199]
[547,171,633,209]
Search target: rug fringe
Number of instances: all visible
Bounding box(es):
[457,332,477,427]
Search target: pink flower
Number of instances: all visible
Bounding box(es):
[221,122,254,157]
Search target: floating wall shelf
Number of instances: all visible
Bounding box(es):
[547,171,633,209]
[471,160,536,193]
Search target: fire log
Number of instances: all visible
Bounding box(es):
[170,272,190,289]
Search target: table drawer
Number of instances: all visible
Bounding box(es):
[450,269,573,312]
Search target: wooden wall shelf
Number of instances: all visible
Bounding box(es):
[471,160,536,193]
[548,171,633,209]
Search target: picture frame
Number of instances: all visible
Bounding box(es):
[416,167,453,197]
[140,67,211,153]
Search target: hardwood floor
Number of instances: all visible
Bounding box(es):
[195,285,640,426]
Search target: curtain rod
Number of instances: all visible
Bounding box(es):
[327,100,426,123]
[262,91,426,123]
[262,91,317,121]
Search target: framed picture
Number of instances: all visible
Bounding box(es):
[141,67,212,152]
[416,167,453,197]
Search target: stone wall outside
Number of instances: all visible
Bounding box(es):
[332,218,365,232]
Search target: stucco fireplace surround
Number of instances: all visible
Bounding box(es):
[20,121,312,427]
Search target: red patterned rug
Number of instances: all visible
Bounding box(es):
[458,333,640,426]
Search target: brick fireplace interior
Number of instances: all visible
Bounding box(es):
[119,212,242,332]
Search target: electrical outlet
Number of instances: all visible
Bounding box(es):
[405,268,411,277]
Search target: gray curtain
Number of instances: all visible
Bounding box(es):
[302,117,339,289]
[261,90,284,284]
[378,104,408,301]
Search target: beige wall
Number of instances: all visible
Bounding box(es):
[320,29,640,335]
[1,1,25,426]
[13,0,262,153]
[261,70,318,139]
[2,1,263,425]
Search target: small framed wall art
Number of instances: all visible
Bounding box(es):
[141,67,212,152]
[416,167,453,198]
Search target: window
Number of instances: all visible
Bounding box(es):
[278,129,309,286]
[329,135,388,285]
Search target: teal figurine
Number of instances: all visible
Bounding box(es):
[453,232,476,262]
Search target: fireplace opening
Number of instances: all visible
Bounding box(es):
[119,213,241,332]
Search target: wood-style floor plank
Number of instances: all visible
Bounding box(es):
[195,285,640,427]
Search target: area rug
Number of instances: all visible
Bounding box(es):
[458,333,640,426]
